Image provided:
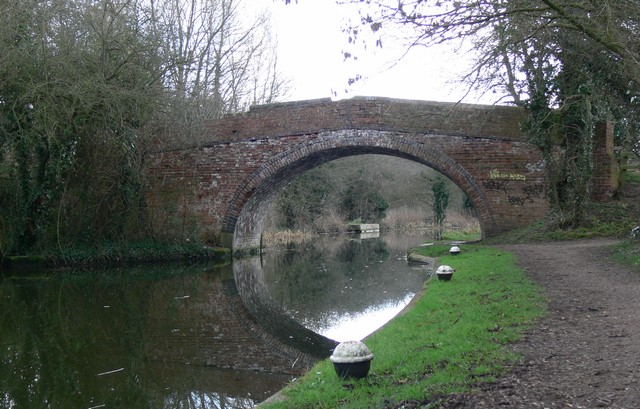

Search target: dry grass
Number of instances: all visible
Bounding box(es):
[446,209,481,231]
[382,205,480,231]
[382,205,428,229]
[263,206,480,246]
[262,230,315,246]
[311,209,345,234]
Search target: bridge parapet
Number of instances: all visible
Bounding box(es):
[207,96,527,142]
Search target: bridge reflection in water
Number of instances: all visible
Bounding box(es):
[0,233,429,408]
[258,234,429,342]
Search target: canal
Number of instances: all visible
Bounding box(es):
[0,232,432,408]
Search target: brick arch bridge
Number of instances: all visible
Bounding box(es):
[147,97,616,252]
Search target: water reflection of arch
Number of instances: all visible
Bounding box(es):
[147,264,336,375]
[227,131,495,251]
[232,256,338,357]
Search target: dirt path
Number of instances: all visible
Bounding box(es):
[446,238,640,409]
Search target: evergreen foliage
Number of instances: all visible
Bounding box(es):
[430,175,451,239]
[341,180,390,224]
[276,172,333,229]
[0,0,286,257]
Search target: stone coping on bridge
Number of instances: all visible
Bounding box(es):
[203,96,528,144]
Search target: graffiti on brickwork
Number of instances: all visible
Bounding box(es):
[508,196,526,206]
[482,179,509,193]
[522,184,544,199]
[507,184,545,206]
[489,169,526,181]
[525,160,545,173]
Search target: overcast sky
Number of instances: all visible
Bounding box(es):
[267,1,492,103]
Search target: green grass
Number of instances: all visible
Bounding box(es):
[263,244,546,408]
[441,229,482,242]
[612,240,640,271]
[487,210,636,244]
[624,168,640,185]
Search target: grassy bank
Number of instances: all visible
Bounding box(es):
[612,240,640,270]
[262,244,546,408]
[1,239,231,271]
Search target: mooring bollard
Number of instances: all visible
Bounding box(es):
[329,341,374,379]
[436,265,455,281]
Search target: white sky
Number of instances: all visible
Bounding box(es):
[265,1,493,104]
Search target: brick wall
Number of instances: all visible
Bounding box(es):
[207,97,527,142]
[591,121,619,200]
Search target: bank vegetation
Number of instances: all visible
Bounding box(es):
[0,0,288,262]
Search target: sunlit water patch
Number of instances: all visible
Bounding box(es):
[309,293,415,341]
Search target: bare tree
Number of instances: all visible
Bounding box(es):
[0,0,292,255]
[147,0,290,144]
[340,0,640,227]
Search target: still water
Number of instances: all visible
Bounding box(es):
[1,232,432,408]
[260,233,431,341]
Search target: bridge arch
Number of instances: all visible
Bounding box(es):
[148,97,607,252]
[224,129,497,251]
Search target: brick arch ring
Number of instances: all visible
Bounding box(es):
[221,129,498,252]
